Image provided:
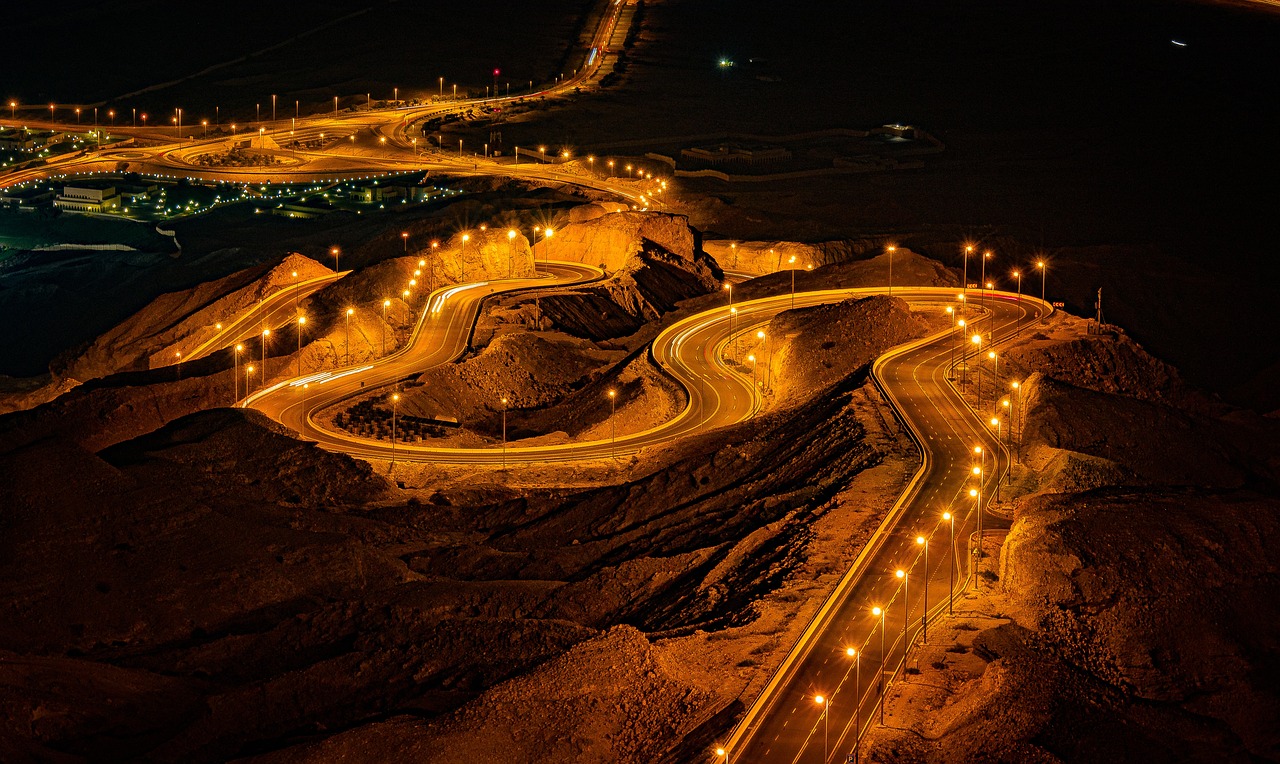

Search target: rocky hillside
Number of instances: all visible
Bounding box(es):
[62,253,332,384]
[862,310,1280,763]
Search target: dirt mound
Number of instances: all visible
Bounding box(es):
[754,295,937,406]
[538,245,719,342]
[532,211,699,273]
[0,366,238,455]
[398,331,625,423]
[1004,320,1215,413]
[61,253,331,384]
[1019,372,1247,488]
[241,625,720,764]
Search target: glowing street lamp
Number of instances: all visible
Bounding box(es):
[500,396,508,468]
[234,343,244,402]
[970,485,982,583]
[607,389,618,459]
[886,244,896,296]
[943,511,955,614]
[895,568,909,653]
[847,646,862,763]
[873,605,887,723]
[261,329,270,379]
[401,232,408,253]
[1037,260,1047,309]
[296,315,306,376]
[245,364,256,394]
[345,308,355,365]
[814,694,829,762]
[972,333,983,402]
[916,535,929,642]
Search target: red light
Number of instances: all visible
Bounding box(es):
[493,69,501,76]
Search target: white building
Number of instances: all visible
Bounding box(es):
[55,185,121,213]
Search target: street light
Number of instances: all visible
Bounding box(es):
[245,364,256,394]
[234,343,244,402]
[607,389,617,459]
[1037,260,1047,309]
[970,486,982,584]
[814,695,829,763]
[943,511,955,614]
[847,646,862,764]
[345,308,354,365]
[896,568,908,656]
[331,246,340,272]
[296,315,306,376]
[886,244,896,296]
[873,605,886,724]
[916,535,929,643]
[972,333,983,403]
[1012,269,1024,335]
[261,329,270,379]
[500,396,508,468]
[401,232,408,253]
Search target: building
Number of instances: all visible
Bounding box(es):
[54,185,121,213]
[0,128,58,152]
[680,142,792,168]
[0,186,55,211]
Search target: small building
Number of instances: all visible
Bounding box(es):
[0,186,55,210]
[55,185,121,213]
[681,142,792,168]
[118,182,159,204]
[0,128,58,151]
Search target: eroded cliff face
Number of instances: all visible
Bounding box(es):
[862,311,1280,764]
[532,211,699,273]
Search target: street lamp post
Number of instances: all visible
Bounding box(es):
[972,333,983,403]
[886,244,896,296]
[747,354,756,392]
[1037,260,1047,316]
[847,647,861,764]
[957,319,967,386]
[873,605,886,724]
[261,329,270,381]
[234,344,244,403]
[991,418,1003,502]
[246,364,255,395]
[944,511,955,614]
[401,232,408,253]
[500,396,508,468]
[345,308,354,365]
[331,246,341,272]
[970,483,982,585]
[1013,270,1023,335]
[988,350,999,411]
[896,568,908,655]
[981,250,992,309]
[607,389,617,459]
[174,351,182,381]
[296,316,306,376]
[814,695,828,763]
[916,536,929,643]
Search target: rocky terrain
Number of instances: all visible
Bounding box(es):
[0,253,937,761]
[861,311,1280,763]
